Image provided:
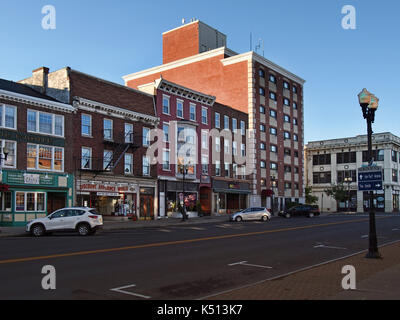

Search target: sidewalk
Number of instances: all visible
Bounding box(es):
[206,241,400,300]
[0,214,230,237]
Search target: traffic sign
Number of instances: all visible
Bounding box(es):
[357,166,383,191]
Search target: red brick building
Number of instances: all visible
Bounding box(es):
[20,67,159,219]
[123,20,305,210]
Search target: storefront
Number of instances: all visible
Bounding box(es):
[212,180,250,214]
[0,170,73,226]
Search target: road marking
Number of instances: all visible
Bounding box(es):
[159,229,172,233]
[228,261,272,269]
[393,228,399,231]
[313,245,347,250]
[110,284,151,299]
[189,227,205,231]
[0,216,391,265]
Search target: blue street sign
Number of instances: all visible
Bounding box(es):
[357,166,383,191]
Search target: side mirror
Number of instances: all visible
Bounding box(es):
[48,216,52,220]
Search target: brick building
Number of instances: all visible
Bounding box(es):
[0,77,74,226]
[123,20,305,211]
[20,67,159,219]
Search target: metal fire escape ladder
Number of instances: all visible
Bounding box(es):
[103,132,134,172]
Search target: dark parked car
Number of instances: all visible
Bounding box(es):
[279,205,320,218]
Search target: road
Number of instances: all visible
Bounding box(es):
[0,214,399,300]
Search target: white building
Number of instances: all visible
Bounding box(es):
[305,132,400,213]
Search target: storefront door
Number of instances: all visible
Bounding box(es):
[47,192,66,215]
[140,195,154,219]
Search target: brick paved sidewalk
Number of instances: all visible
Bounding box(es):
[206,241,400,300]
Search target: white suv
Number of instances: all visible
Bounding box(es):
[26,207,103,237]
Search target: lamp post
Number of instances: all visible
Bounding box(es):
[270,175,277,216]
[0,146,9,177]
[358,88,381,259]
[344,176,353,212]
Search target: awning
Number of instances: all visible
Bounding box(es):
[213,188,251,195]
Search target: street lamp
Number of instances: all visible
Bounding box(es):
[358,88,381,259]
[344,177,353,212]
[270,175,277,216]
[0,146,9,175]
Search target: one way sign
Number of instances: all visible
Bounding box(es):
[358,166,383,191]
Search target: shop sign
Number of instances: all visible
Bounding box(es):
[79,182,136,194]
[97,192,120,197]
[24,174,40,185]
[5,172,56,186]
[228,182,240,190]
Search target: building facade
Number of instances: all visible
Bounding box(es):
[0,78,74,226]
[20,67,160,219]
[305,132,400,213]
[123,20,305,211]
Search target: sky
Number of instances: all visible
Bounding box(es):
[0,0,399,144]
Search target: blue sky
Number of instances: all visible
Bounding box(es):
[1,0,399,143]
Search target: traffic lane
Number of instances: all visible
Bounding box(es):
[0,216,398,299]
[0,215,381,262]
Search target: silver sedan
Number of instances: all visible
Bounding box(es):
[230,207,271,222]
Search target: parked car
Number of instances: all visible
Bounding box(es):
[279,205,320,218]
[26,207,103,237]
[230,207,271,222]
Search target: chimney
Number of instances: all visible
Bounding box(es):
[31,67,49,94]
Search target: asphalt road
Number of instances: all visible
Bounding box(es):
[0,214,399,300]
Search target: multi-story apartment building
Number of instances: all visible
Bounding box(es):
[305,132,400,213]
[0,77,74,226]
[138,77,215,217]
[123,20,305,211]
[20,67,160,219]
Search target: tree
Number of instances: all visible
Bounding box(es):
[324,183,349,203]
[305,186,318,205]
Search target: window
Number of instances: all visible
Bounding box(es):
[240,121,246,135]
[177,100,184,118]
[232,141,237,156]
[163,123,169,142]
[393,169,398,182]
[241,143,246,157]
[0,140,16,168]
[125,123,133,143]
[270,162,278,170]
[27,144,64,172]
[260,124,266,132]
[233,164,238,177]
[224,115,229,129]
[284,131,291,139]
[293,102,298,109]
[284,148,291,156]
[283,98,290,106]
[269,75,276,83]
[81,147,91,170]
[103,150,113,170]
[0,105,16,129]
[215,137,221,152]
[81,114,91,136]
[124,153,133,174]
[260,105,266,114]
[337,170,357,183]
[162,95,170,115]
[189,104,196,121]
[224,139,230,154]
[224,163,230,177]
[362,150,384,162]
[259,69,265,78]
[270,109,277,118]
[232,118,237,133]
[215,112,220,128]
[163,150,170,171]
[284,182,292,189]
[313,172,332,184]
[294,150,299,158]
[215,161,221,176]
[293,134,298,141]
[0,191,11,211]
[293,86,298,94]
[202,107,208,124]
[259,88,265,96]
[15,192,45,212]
[284,115,290,123]
[143,156,150,176]
[283,81,290,90]
[103,119,113,140]
[260,142,266,150]
[270,127,277,135]
[337,152,356,164]
[392,150,398,162]
[293,118,298,125]
[313,154,331,165]
[269,92,277,101]
[27,110,64,137]
[202,130,208,149]
[270,145,277,153]
[260,161,266,168]
[201,155,208,174]
[143,127,150,147]
[284,165,292,173]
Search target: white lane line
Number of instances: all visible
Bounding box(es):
[110,284,151,299]
[228,261,272,269]
[393,228,399,231]
[313,245,347,250]
[159,229,172,233]
[189,227,206,230]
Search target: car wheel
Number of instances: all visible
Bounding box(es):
[31,224,45,237]
[261,215,268,222]
[308,213,314,218]
[77,223,91,236]
[285,213,291,219]
[235,216,243,222]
